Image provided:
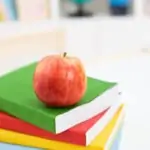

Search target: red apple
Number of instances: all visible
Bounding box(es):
[33,52,87,107]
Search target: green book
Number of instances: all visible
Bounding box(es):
[0,63,119,133]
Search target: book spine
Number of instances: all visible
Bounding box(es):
[2,0,18,20]
[16,0,49,21]
[0,0,8,21]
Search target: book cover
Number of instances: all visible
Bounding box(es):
[0,103,121,146]
[0,105,124,150]
[111,125,123,150]
[0,62,119,133]
[16,0,50,21]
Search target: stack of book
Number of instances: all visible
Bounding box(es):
[0,0,17,21]
[0,62,124,150]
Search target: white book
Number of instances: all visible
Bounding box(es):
[0,74,120,134]
[56,82,120,133]
[105,105,125,150]
[85,101,122,145]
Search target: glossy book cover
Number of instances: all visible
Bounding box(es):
[0,105,124,150]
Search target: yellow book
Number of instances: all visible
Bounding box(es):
[0,105,124,150]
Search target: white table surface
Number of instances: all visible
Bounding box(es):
[86,54,150,150]
[0,52,150,150]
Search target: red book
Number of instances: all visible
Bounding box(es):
[0,103,119,146]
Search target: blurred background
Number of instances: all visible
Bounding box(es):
[60,0,134,18]
[0,0,149,67]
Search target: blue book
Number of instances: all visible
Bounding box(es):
[0,143,40,150]
[111,125,123,150]
[2,0,18,20]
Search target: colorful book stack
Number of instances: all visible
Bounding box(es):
[0,62,125,150]
[2,0,18,20]
[0,0,50,21]
[0,0,17,21]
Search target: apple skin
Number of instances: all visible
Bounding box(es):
[33,53,87,107]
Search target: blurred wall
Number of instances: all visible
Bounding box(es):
[0,28,65,74]
[65,19,142,65]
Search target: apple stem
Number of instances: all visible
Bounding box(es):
[63,52,67,57]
